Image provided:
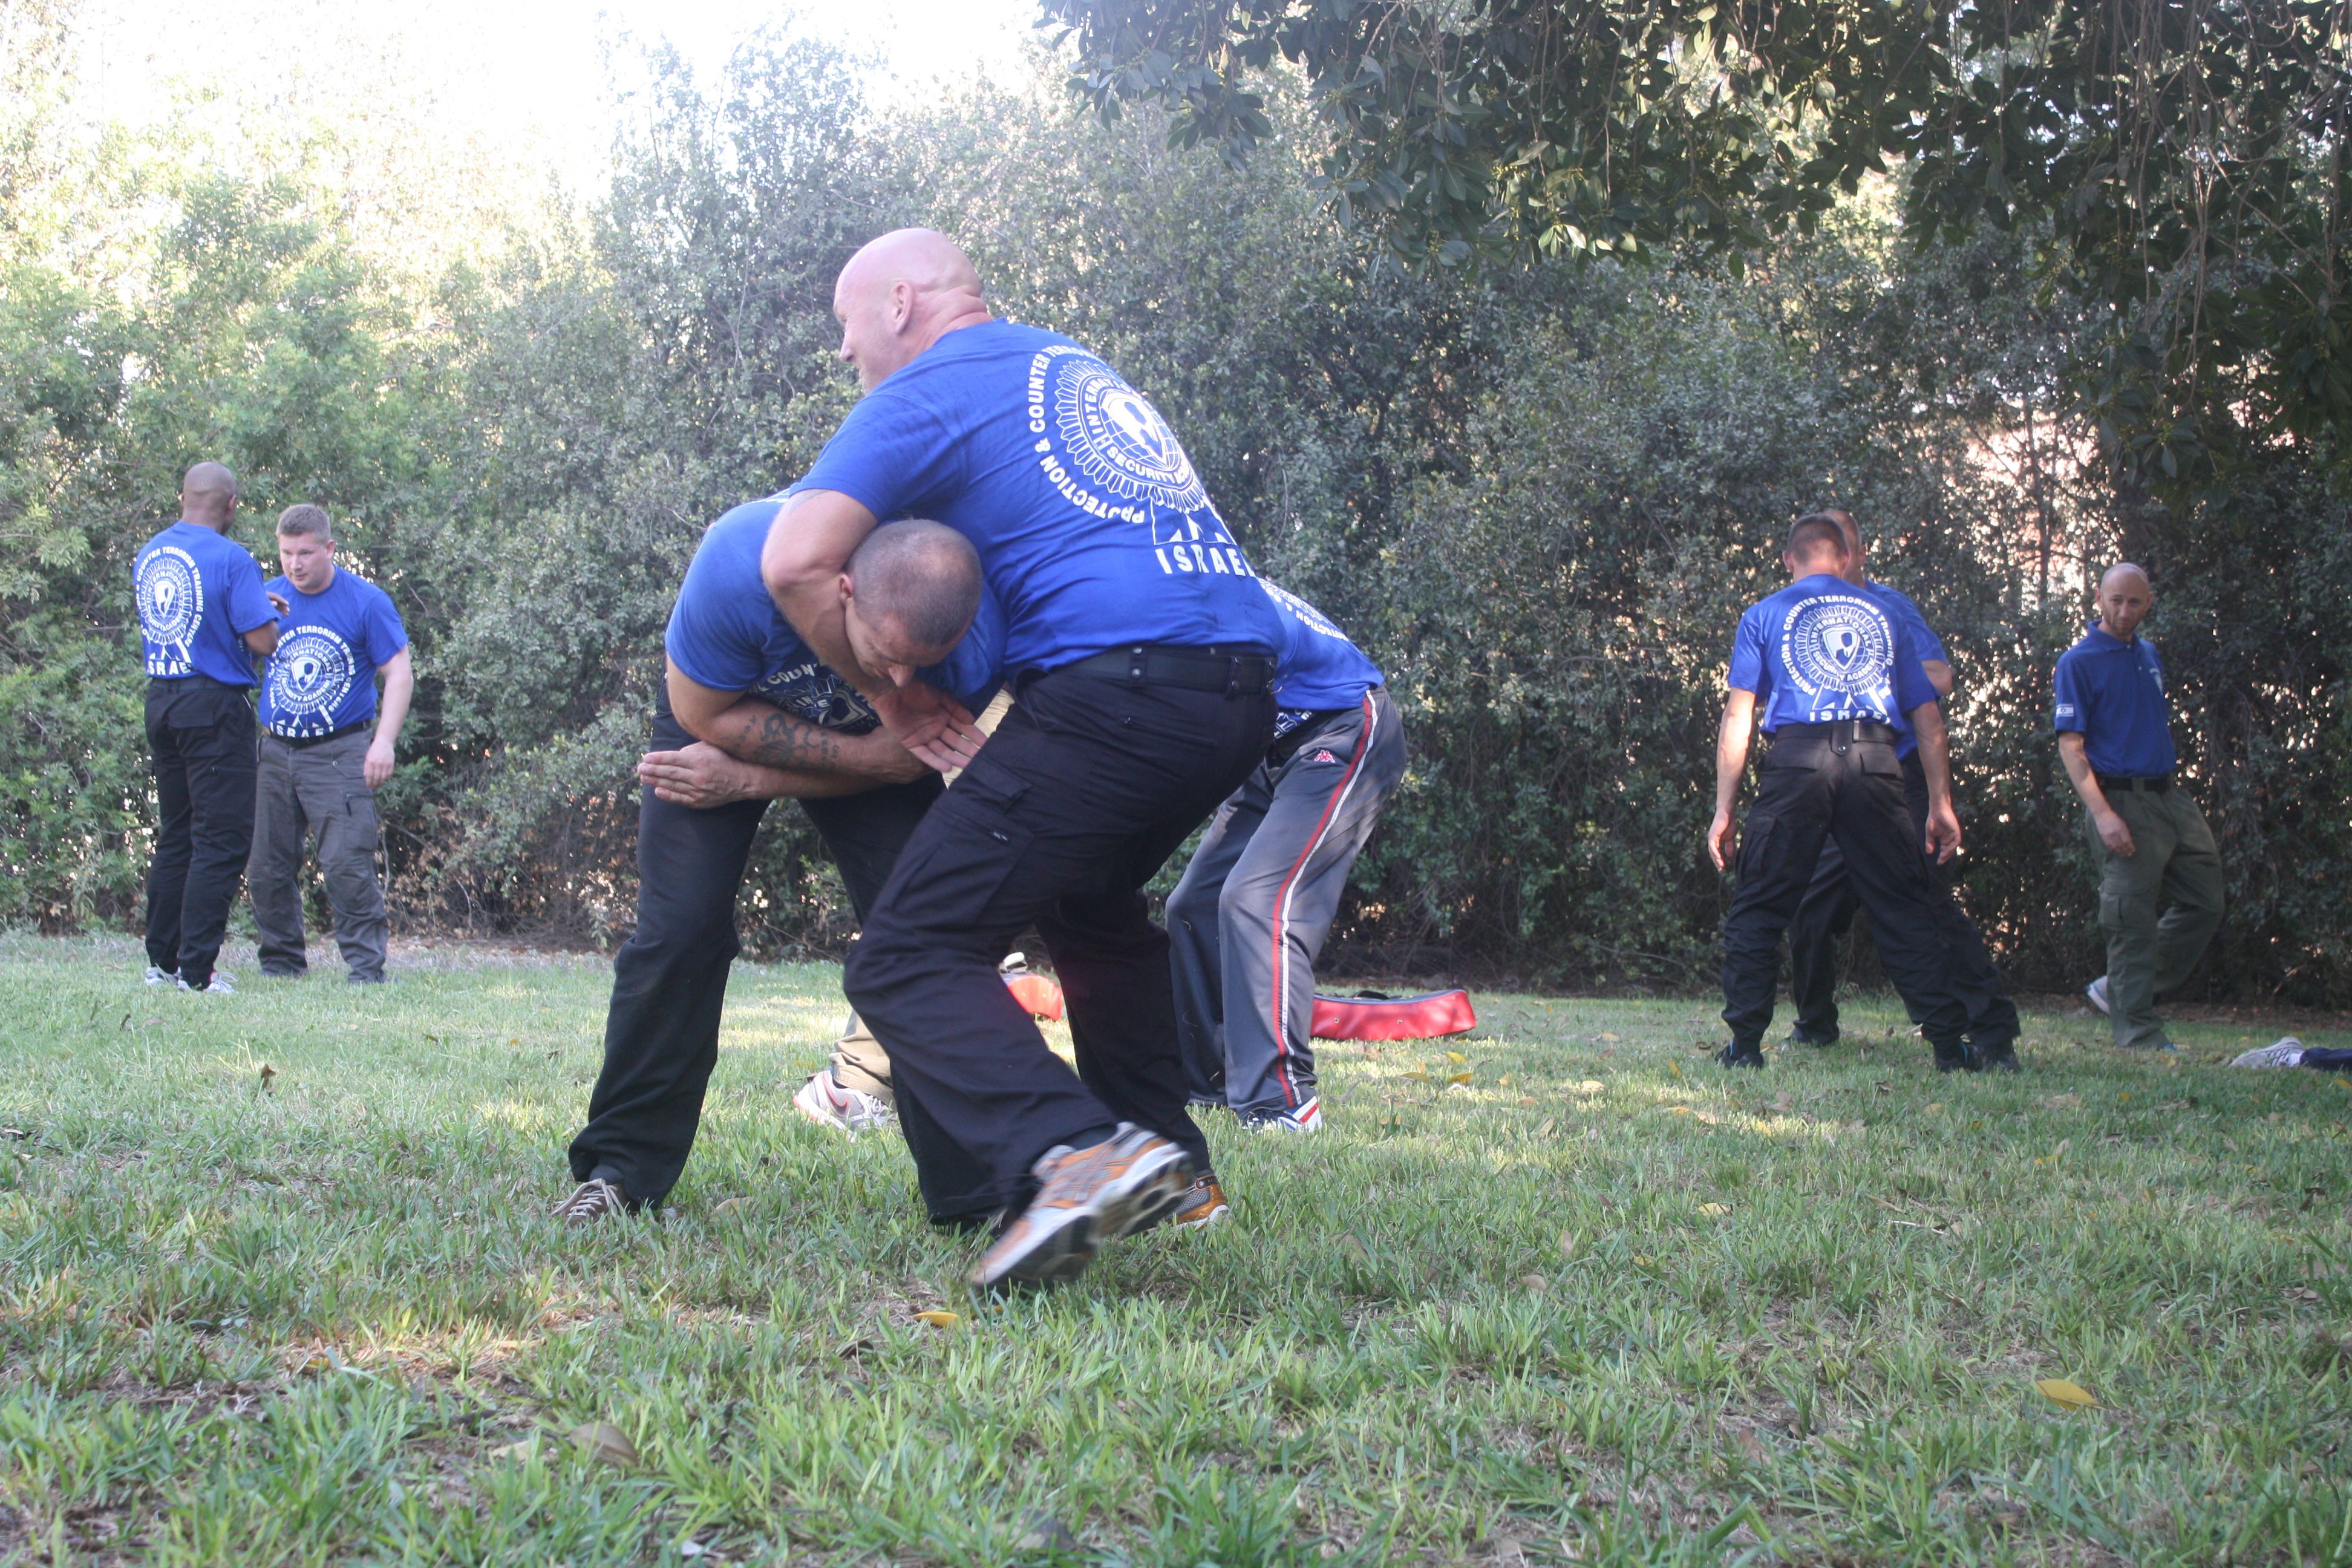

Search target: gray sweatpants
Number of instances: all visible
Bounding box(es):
[247,730,388,982]
[1169,687,1407,1121]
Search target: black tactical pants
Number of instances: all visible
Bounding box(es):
[846,665,1275,1221]
[1786,750,2019,1050]
[1721,728,1969,1057]
[566,704,975,1210]
[143,678,258,989]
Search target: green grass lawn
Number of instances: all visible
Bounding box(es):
[3,933,2350,1566]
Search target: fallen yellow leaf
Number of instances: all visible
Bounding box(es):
[1699,1202,1730,1216]
[1578,1080,1605,1094]
[1633,1254,1655,1267]
[1536,1119,1557,1136]
[1670,1105,1694,1116]
[913,1310,960,1329]
[1403,1069,1429,1081]
[2034,1378,2098,1410]
[1925,1102,1944,1113]
[1668,1063,1684,1079]
[1446,1050,1467,1065]
[1598,1033,1621,1042]
[569,1421,638,1468]
[1559,1229,1579,1260]
[714,1197,747,1215]
[1446,1071,1474,1086]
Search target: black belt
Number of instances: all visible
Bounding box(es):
[1775,719,1900,746]
[147,675,244,694]
[2097,773,2173,794]
[1067,644,1273,697]
[268,720,371,750]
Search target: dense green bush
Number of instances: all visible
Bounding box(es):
[2,29,2345,1002]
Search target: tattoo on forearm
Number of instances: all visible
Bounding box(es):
[739,709,841,773]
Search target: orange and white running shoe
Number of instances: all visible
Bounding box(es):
[1165,1175,1231,1231]
[969,1124,1193,1290]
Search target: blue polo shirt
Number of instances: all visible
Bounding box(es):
[665,495,1005,730]
[257,569,409,739]
[1263,581,1384,737]
[1728,573,1940,736]
[1863,581,1947,760]
[2053,625,2176,777]
[132,521,276,685]
[794,320,1283,672]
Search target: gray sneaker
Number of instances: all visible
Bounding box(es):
[177,970,237,995]
[2084,976,2111,1015]
[551,1177,630,1225]
[143,965,177,987]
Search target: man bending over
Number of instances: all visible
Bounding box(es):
[555,508,1002,1224]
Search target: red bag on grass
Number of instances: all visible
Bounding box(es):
[1310,988,1477,1042]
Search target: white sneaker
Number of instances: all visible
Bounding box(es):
[2084,976,2111,1015]
[143,965,176,987]
[177,970,236,995]
[792,1069,893,1135]
[2232,1037,2306,1069]
[1251,1097,1322,1135]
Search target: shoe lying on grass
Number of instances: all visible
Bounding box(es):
[792,1068,893,1135]
[969,1125,1192,1292]
[551,1177,629,1226]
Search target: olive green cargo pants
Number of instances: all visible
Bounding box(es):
[2086,786,2224,1049]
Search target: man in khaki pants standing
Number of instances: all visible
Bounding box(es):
[2053,563,2224,1051]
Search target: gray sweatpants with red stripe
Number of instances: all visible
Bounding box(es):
[1169,687,1407,1123]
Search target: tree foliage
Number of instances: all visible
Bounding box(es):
[2,27,2348,1002]
[1043,0,2352,485]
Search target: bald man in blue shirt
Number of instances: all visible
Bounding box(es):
[2054,563,2223,1051]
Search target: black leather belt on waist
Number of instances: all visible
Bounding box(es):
[2097,773,2174,794]
[1067,644,1273,697]
[269,720,371,750]
[1775,719,1900,745]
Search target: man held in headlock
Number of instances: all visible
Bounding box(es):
[763,228,1285,1290]
[1780,510,2020,1062]
[1707,513,1993,1072]
[2054,562,2223,1051]
[247,504,413,984]
[133,462,279,995]
[554,508,1003,1223]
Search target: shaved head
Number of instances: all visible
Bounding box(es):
[180,462,238,531]
[2095,560,2154,639]
[832,228,991,392]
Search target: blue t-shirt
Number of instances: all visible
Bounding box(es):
[257,569,410,738]
[1727,573,1941,736]
[794,320,1283,671]
[1863,581,1948,759]
[665,495,1005,730]
[132,521,276,685]
[2053,625,2177,777]
[1263,581,1384,737]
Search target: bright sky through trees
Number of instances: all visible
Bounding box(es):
[69,0,1040,188]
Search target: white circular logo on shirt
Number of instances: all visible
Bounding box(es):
[269,626,358,725]
[1040,350,1209,515]
[1781,595,1894,696]
[135,547,204,645]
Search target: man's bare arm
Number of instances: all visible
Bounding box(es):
[665,661,924,788]
[761,490,884,696]
[759,488,986,771]
[2058,731,2135,855]
[1705,689,1757,872]
[1921,659,1955,699]
[1909,701,1962,863]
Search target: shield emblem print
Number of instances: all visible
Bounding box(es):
[1820,624,1861,675]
